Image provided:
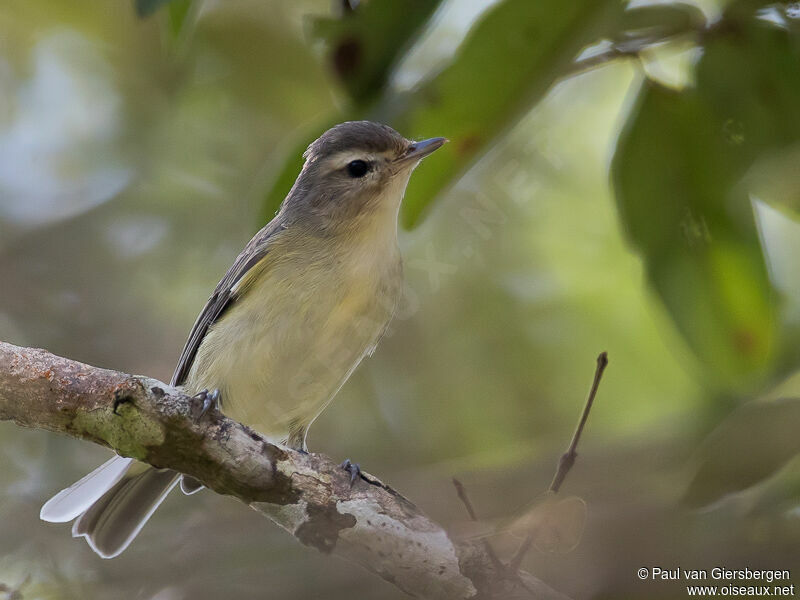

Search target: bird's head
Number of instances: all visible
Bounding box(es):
[282,121,446,231]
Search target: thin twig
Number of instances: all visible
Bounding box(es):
[549,351,608,493]
[567,41,648,76]
[564,29,702,79]
[452,478,505,573]
[509,352,608,572]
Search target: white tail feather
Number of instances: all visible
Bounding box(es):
[40,456,133,523]
[71,471,180,558]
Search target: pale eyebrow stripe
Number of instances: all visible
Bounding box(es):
[323,150,391,172]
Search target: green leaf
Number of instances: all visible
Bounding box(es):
[262,0,623,225]
[166,0,193,38]
[684,397,800,507]
[395,0,622,227]
[311,0,445,104]
[612,18,800,385]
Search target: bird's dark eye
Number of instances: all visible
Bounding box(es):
[346,160,370,178]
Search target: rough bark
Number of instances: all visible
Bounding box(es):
[0,340,570,600]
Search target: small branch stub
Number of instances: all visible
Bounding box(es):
[453,352,608,580]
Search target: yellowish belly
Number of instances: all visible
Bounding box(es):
[185,240,400,449]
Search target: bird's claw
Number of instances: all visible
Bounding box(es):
[191,388,220,418]
[340,459,361,487]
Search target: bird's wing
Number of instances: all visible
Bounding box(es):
[171,218,286,387]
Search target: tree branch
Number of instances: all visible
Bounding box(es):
[0,341,571,600]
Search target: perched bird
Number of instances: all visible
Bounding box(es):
[40,121,446,558]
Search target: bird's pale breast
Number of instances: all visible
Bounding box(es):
[185,227,402,449]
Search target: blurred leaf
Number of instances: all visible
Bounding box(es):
[135,0,193,42]
[166,0,193,38]
[508,493,587,554]
[612,18,800,385]
[311,0,445,104]
[746,145,800,218]
[262,0,623,224]
[395,0,622,227]
[684,397,800,507]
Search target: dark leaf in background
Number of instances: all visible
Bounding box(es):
[135,0,174,18]
[311,0,445,104]
[684,397,800,507]
[612,15,800,387]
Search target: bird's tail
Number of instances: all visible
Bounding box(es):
[40,455,180,558]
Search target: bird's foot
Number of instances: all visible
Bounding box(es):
[340,459,362,487]
[191,388,220,418]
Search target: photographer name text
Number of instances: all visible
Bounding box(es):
[640,567,791,583]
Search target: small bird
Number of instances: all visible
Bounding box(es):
[40,121,446,558]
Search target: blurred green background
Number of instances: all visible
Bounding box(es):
[1,0,799,598]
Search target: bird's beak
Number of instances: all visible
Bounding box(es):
[397,137,448,164]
